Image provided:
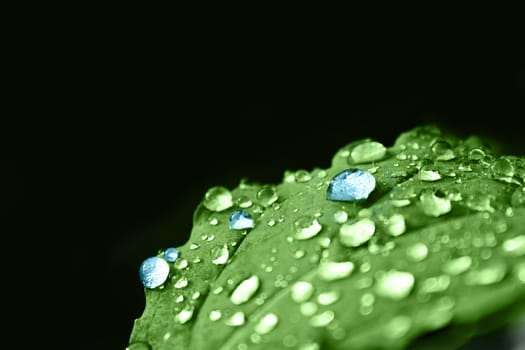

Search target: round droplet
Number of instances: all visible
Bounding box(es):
[386,214,406,236]
[333,210,348,224]
[211,244,229,265]
[431,140,455,161]
[295,169,312,183]
[419,160,442,181]
[230,275,260,305]
[229,210,255,230]
[375,270,415,300]
[511,187,525,207]
[291,281,314,303]
[174,258,188,270]
[419,275,450,294]
[139,256,170,289]
[318,261,354,281]
[164,247,180,262]
[442,256,472,275]
[317,291,340,305]
[327,169,376,202]
[174,276,188,289]
[420,191,452,217]
[256,186,278,207]
[350,141,387,164]
[468,148,485,161]
[224,311,245,327]
[209,310,222,321]
[464,263,506,285]
[203,186,233,212]
[491,158,514,178]
[254,313,279,335]
[384,315,412,339]
[502,235,525,256]
[339,218,375,247]
[309,310,335,327]
[300,302,318,316]
[293,216,323,240]
[406,243,428,262]
[175,305,195,324]
[235,195,253,208]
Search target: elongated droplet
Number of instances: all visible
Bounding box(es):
[431,140,455,161]
[211,244,229,265]
[442,256,472,275]
[317,291,340,305]
[420,191,451,217]
[229,210,255,230]
[139,256,170,289]
[175,305,195,324]
[291,281,314,303]
[464,263,506,285]
[502,235,525,256]
[375,270,415,300]
[254,313,279,335]
[419,167,442,181]
[224,311,245,326]
[327,169,376,202]
[230,275,260,305]
[350,141,387,164]
[203,186,233,212]
[256,186,278,207]
[406,243,428,262]
[163,247,180,262]
[339,218,375,247]
[318,261,354,281]
[294,216,323,240]
[310,311,335,327]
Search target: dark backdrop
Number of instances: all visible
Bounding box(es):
[5,35,524,349]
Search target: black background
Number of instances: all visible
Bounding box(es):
[4,27,525,349]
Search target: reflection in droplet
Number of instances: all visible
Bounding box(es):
[203,186,233,212]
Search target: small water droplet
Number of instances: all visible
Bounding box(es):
[385,214,406,236]
[209,217,219,226]
[300,302,318,316]
[464,263,506,285]
[349,141,387,164]
[431,140,455,161]
[191,291,201,300]
[375,270,415,300]
[333,210,348,224]
[291,281,314,303]
[317,290,340,305]
[175,295,184,303]
[420,191,452,217]
[203,186,233,212]
[310,310,335,327]
[139,256,170,289]
[391,199,411,207]
[211,244,229,265]
[164,247,180,262]
[293,216,323,240]
[174,258,188,270]
[339,218,375,247]
[267,219,276,226]
[419,162,442,181]
[327,169,376,202]
[209,310,222,321]
[283,335,298,347]
[295,169,312,183]
[384,315,412,339]
[406,243,428,262]
[442,256,472,275]
[230,275,260,305]
[360,292,375,306]
[229,210,255,230]
[256,186,278,207]
[468,148,485,161]
[419,275,450,294]
[235,195,253,208]
[212,286,224,295]
[254,313,279,335]
[491,157,514,178]
[189,243,200,250]
[318,261,355,281]
[299,342,320,350]
[502,235,525,256]
[174,276,188,289]
[224,311,245,327]
[175,305,195,324]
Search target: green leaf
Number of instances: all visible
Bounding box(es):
[128,125,525,350]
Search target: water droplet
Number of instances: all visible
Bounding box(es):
[406,243,428,261]
[174,276,188,289]
[511,187,525,207]
[163,247,180,262]
[318,261,355,281]
[175,295,184,303]
[175,305,195,324]
[502,235,525,256]
[235,195,253,208]
[317,290,340,305]
[174,259,189,270]
[375,270,415,300]
[419,275,450,294]
[139,256,170,289]
[333,210,348,224]
[350,141,387,164]
[189,243,200,250]
[203,186,233,212]
[339,218,375,247]
[229,210,255,230]
[191,291,201,300]
[256,186,278,207]
[360,292,375,307]
[224,311,245,327]
[294,249,306,259]
[293,216,323,240]
[420,191,452,217]
[464,263,506,285]
[209,310,222,321]
[386,214,406,236]
[299,342,320,350]
[291,281,314,303]
[209,217,219,226]
[431,140,455,161]
[230,275,260,305]
[491,158,514,178]
[295,169,312,183]
[318,237,331,248]
[327,169,376,202]
[469,148,485,161]
[254,313,279,335]
[300,302,318,316]
[391,199,411,207]
[211,244,229,265]
[442,256,472,275]
[310,310,335,327]
[384,315,412,339]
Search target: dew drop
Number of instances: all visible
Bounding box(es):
[174,276,188,289]
[174,258,188,270]
[256,186,278,207]
[267,219,276,227]
[339,218,375,247]
[203,186,233,212]
[295,169,312,183]
[386,214,406,236]
[327,169,376,202]
[391,199,411,207]
[502,235,525,256]
[406,243,428,262]
[375,270,415,300]
[384,316,412,339]
[175,305,195,324]
[318,261,355,281]
[442,256,472,275]
[229,210,255,230]
[230,275,260,305]
[163,247,180,262]
[291,281,314,303]
[189,243,200,250]
[491,158,514,178]
[294,249,306,259]
[300,302,318,316]
[350,141,387,164]
[175,295,184,303]
[139,256,170,289]
[235,195,253,208]
[468,148,485,161]
[464,263,506,285]
[293,216,323,240]
[419,166,442,182]
[431,140,455,161]
[224,311,246,327]
[317,290,340,305]
[333,210,348,224]
[254,313,279,335]
[209,310,222,321]
[420,191,452,217]
[211,244,229,265]
[419,275,450,294]
[310,310,335,327]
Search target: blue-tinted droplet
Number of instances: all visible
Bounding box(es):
[139,256,170,289]
[229,210,255,230]
[164,247,180,262]
[327,169,376,202]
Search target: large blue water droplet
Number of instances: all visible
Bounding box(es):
[164,247,180,262]
[327,169,376,201]
[139,256,170,289]
[229,210,255,230]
